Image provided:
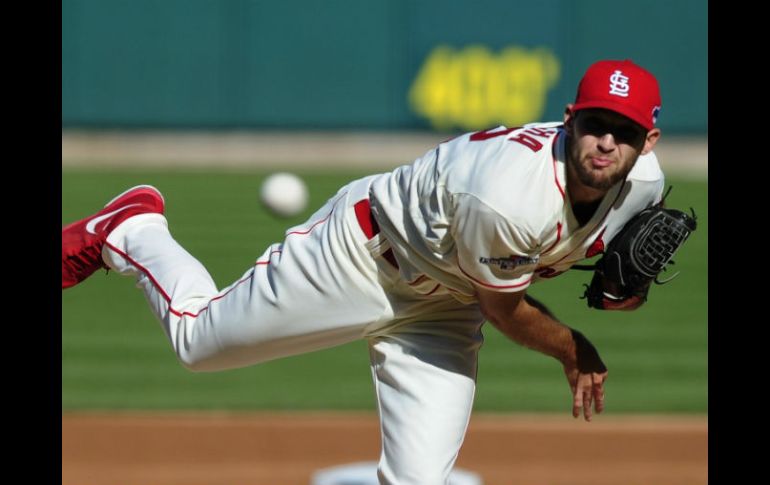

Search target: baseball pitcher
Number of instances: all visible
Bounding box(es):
[62,59,696,485]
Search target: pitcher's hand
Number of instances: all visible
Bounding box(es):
[564,366,607,421]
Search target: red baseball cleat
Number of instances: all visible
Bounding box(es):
[62,185,165,289]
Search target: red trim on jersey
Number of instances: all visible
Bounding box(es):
[585,227,607,258]
[425,284,441,296]
[551,130,560,159]
[553,179,627,266]
[457,261,532,289]
[551,132,565,199]
[105,241,255,319]
[470,127,518,141]
[541,222,562,255]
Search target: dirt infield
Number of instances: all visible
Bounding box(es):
[62,412,707,485]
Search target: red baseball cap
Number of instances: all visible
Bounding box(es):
[572,59,662,131]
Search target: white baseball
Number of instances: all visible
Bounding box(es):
[260,172,309,217]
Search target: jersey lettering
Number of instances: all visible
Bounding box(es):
[469,127,518,141]
[510,133,543,152]
[510,126,558,152]
[470,126,557,153]
[525,127,557,138]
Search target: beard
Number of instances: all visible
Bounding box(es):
[567,141,636,191]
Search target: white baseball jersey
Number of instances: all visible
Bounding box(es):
[369,122,665,304]
[98,122,663,485]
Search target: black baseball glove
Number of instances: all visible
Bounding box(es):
[578,188,698,311]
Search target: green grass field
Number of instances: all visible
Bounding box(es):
[62,168,707,413]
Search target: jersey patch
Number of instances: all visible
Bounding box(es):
[479,255,539,270]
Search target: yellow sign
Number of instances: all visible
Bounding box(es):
[409,45,560,130]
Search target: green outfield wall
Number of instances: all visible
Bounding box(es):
[62,0,707,133]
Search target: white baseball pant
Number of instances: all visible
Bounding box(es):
[102,175,486,485]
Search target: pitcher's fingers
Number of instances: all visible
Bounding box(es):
[595,395,605,414]
[592,374,605,414]
[583,392,593,421]
[593,385,605,414]
[573,390,582,418]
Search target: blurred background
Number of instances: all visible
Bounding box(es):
[62,0,707,172]
[62,1,707,484]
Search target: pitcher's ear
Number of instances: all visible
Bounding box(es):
[564,104,576,132]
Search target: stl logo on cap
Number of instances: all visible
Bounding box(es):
[572,59,662,130]
[608,70,630,98]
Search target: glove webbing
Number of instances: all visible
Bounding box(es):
[631,209,695,278]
